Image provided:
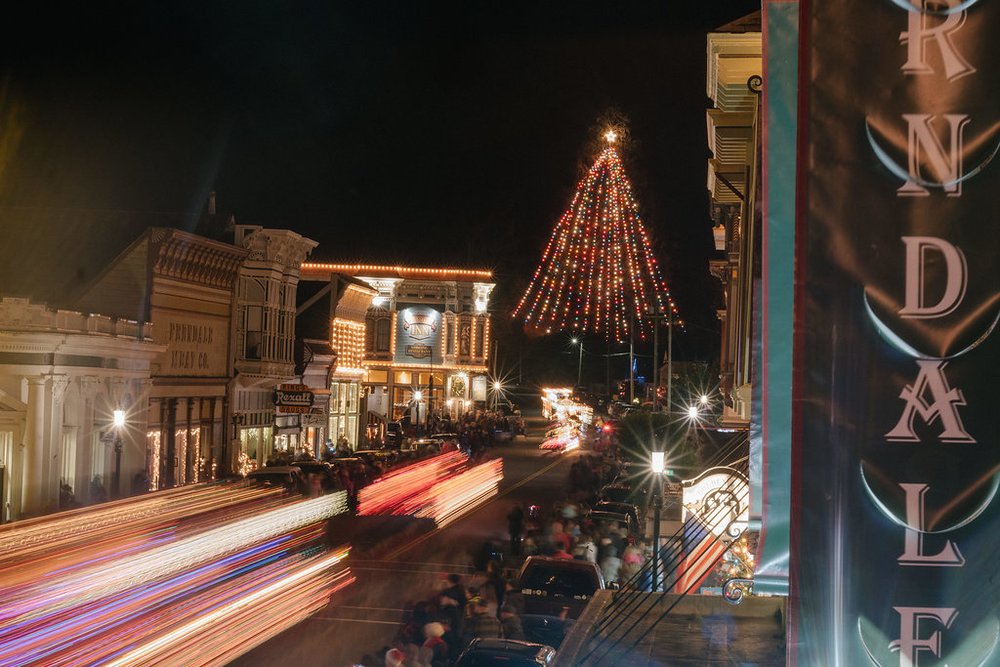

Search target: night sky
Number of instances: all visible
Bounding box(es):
[0,1,759,384]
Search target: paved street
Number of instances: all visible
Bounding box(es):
[230,410,578,667]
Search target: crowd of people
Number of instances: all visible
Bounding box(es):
[358,564,527,667]
[356,448,656,666]
[420,407,526,458]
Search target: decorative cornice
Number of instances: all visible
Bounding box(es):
[150,229,248,290]
[238,228,318,273]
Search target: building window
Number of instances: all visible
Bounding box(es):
[375,318,391,353]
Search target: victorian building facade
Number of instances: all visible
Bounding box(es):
[296,273,378,451]
[705,13,761,427]
[230,225,317,470]
[73,228,248,488]
[299,263,495,439]
[0,298,164,520]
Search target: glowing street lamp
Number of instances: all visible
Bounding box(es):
[650,449,666,591]
[112,409,126,499]
[492,380,503,411]
[686,405,700,420]
[699,394,709,405]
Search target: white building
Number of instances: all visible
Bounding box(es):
[0,298,164,520]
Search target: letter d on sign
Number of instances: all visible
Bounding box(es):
[899,236,967,319]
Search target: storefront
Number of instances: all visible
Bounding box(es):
[72,228,247,488]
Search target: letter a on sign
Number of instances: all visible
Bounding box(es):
[886,360,975,442]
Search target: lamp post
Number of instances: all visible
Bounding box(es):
[650,450,665,592]
[112,409,126,499]
[571,338,583,387]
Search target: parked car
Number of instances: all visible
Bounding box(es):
[517,556,605,620]
[522,614,574,648]
[592,501,642,534]
[353,449,397,469]
[287,460,344,493]
[401,437,443,456]
[585,507,636,536]
[385,421,404,447]
[429,432,460,451]
[328,457,375,487]
[246,466,305,494]
[455,638,556,667]
[599,482,637,504]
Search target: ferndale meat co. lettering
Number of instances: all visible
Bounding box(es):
[171,349,210,370]
[169,323,214,345]
[867,4,988,663]
[167,322,218,371]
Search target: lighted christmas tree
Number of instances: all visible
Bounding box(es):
[513,131,674,342]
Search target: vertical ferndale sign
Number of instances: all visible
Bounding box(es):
[793,1,998,665]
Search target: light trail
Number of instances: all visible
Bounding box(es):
[0,485,352,667]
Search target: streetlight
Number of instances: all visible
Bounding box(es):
[112,409,126,499]
[700,394,709,405]
[492,381,502,411]
[686,405,700,420]
[650,450,665,592]
[571,337,583,387]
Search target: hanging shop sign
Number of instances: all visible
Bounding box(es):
[394,305,442,366]
[792,1,999,664]
[471,376,487,402]
[682,468,749,538]
[274,384,314,414]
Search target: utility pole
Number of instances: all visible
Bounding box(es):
[577,340,584,387]
[652,316,660,410]
[628,318,635,403]
[666,308,673,416]
[605,338,611,399]
[647,305,673,412]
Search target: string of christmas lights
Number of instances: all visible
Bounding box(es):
[513,135,675,342]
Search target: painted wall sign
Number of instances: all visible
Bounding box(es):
[792,1,999,664]
[152,312,228,377]
[394,305,442,366]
